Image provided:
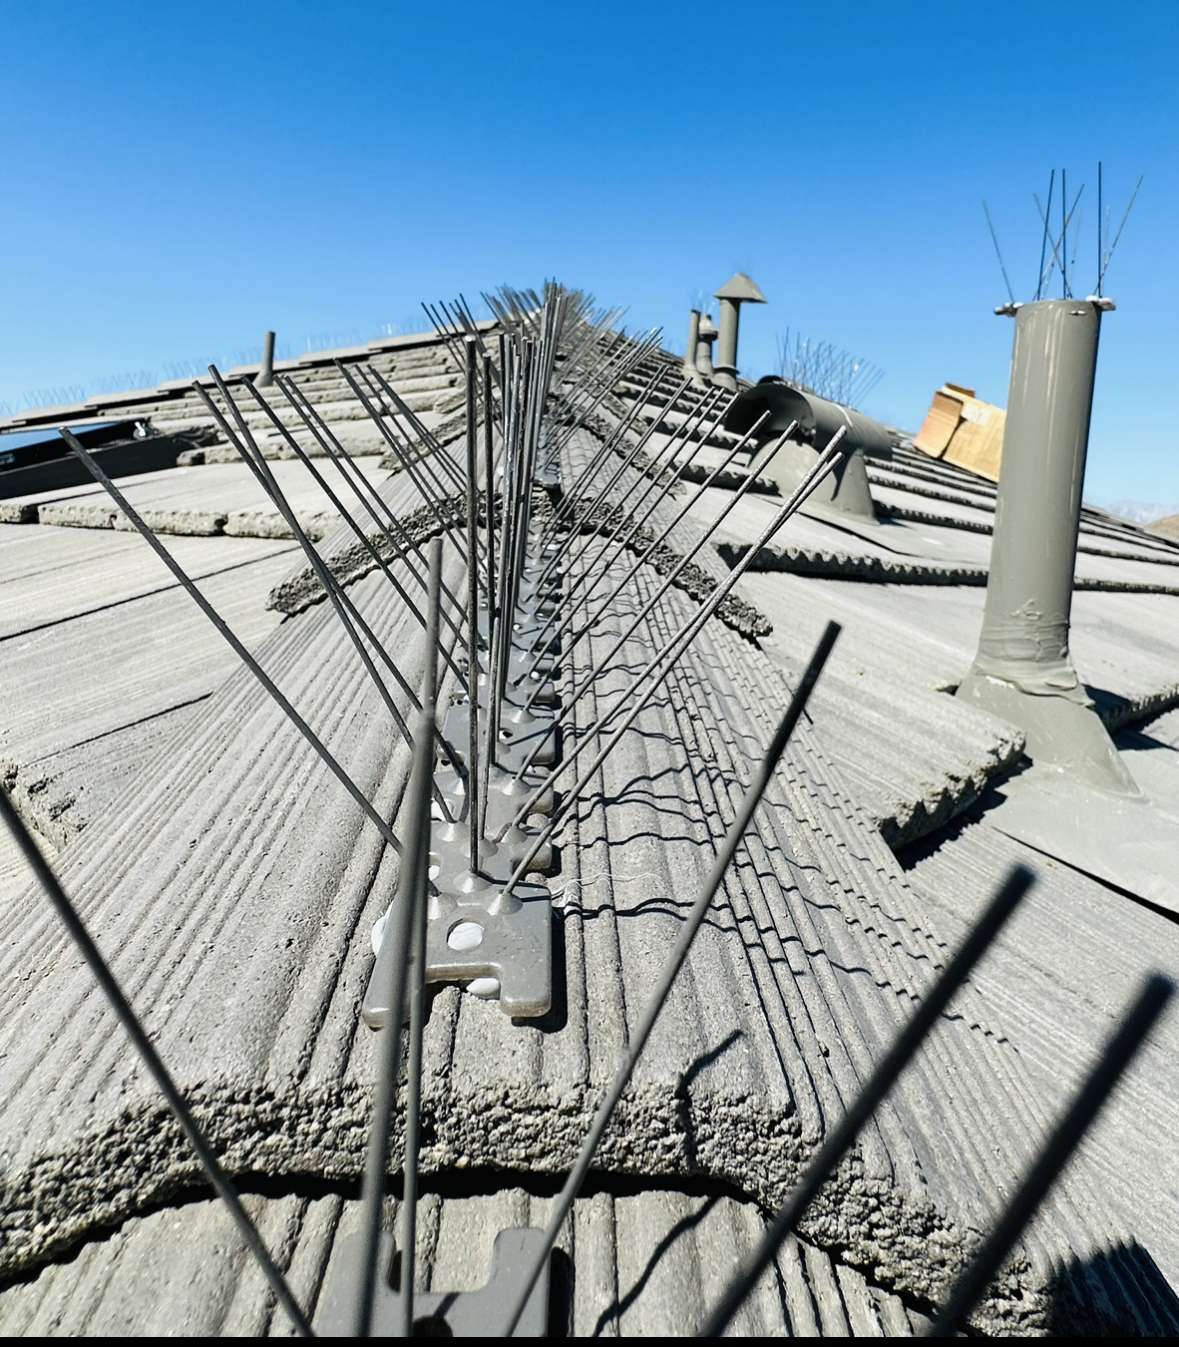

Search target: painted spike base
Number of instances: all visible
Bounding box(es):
[364,880,553,1022]
[315,1228,550,1336]
[450,692,554,742]
[477,667,558,714]
[443,704,557,771]
[434,762,555,830]
[509,647,557,682]
[429,819,555,890]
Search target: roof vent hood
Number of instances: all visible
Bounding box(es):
[723,378,890,519]
[712,273,766,391]
[956,298,1139,795]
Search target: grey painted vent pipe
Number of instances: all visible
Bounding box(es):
[712,272,766,390]
[694,314,717,381]
[724,378,890,519]
[956,297,1138,795]
[255,330,276,387]
[683,309,701,378]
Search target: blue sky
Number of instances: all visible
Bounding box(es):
[2,0,1176,511]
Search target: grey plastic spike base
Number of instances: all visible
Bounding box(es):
[519,570,561,599]
[454,693,555,740]
[498,693,557,724]
[510,648,557,681]
[510,632,560,661]
[477,598,560,649]
[434,761,555,827]
[429,820,555,891]
[512,607,559,641]
[477,668,557,713]
[364,879,552,1022]
[316,1227,550,1336]
[957,668,1141,797]
[443,704,557,771]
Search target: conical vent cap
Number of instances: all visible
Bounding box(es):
[713,272,767,304]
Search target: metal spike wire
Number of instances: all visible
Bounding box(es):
[559,311,628,401]
[457,293,489,353]
[516,389,746,696]
[514,419,796,743]
[1061,167,1068,297]
[273,375,469,657]
[522,383,729,652]
[501,623,842,1338]
[252,375,465,683]
[554,331,662,454]
[0,787,314,1337]
[530,375,705,594]
[1098,172,1144,292]
[488,333,526,757]
[440,297,472,345]
[928,972,1174,1337]
[202,372,462,817]
[359,357,456,471]
[355,542,442,1339]
[552,310,617,390]
[482,351,497,608]
[209,385,462,818]
[529,382,708,608]
[353,360,470,513]
[983,200,1015,305]
[199,372,427,764]
[1036,169,1055,301]
[1097,161,1103,296]
[494,428,850,877]
[1034,183,1085,301]
[422,300,463,368]
[554,326,631,415]
[397,545,444,1340]
[478,349,499,839]
[700,865,1035,1337]
[335,362,468,541]
[1069,205,1084,281]
[275,366,443,548]
[365,393,491,599]
[463,340,483,871]
[348,368,488,596]
[521,406,773,704]
[361,360,470,500]
[65,430,403,856]
[488,343,526,768]
[545,330,623,431]
[421,300,466,372]
[535,365,667,549]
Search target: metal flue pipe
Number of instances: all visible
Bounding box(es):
[683,309,701,378]
[255,330,275,387]
[956,296,1137,794]
[712,272,766,391]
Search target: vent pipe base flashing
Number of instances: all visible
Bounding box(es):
[956,298,1140,797]
[766,437,877,520]
[957,668,1142,798]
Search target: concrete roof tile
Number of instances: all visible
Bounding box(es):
[1,320,1177,1336]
